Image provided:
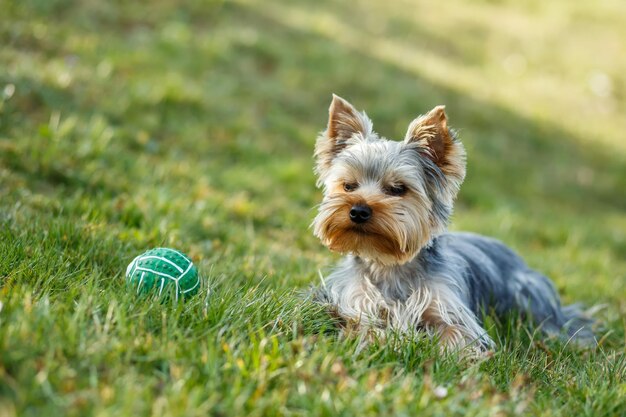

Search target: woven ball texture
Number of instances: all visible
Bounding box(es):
[125,248,200,300]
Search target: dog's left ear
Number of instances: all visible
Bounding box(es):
[404,106,465,178]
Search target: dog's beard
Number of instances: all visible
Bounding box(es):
[313,194,432,265]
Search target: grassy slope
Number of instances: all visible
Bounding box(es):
[1,0,625,415]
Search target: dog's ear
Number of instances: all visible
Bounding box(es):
[315,95,373,179]
[326,94,372,144]
[404,106,465,178]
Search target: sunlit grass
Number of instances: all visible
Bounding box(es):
[1,0,625,416]
[239,0,626,152]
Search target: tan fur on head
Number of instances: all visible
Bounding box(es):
[313,96,466,266]
[313,188,432,265]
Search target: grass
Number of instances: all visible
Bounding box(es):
[1,0,626,415]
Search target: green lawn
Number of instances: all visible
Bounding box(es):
[1,0,626,415]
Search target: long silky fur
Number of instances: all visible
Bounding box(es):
[312,96,595,353]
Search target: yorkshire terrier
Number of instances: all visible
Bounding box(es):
[312,94,595,353]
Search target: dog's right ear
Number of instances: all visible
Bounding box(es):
[314,95,372,181]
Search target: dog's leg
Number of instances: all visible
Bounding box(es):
[316,270,391,330]
[417,286,494,353]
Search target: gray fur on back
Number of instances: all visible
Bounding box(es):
[316,231,596,348]
[429,232,593,341]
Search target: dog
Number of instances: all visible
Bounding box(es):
[312,94,595,353]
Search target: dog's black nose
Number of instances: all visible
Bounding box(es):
[349,204,372,224]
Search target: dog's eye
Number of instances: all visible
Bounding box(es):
[385,184,406,196]
[343,182,358,192]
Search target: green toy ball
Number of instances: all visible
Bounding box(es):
[125,248,200,301]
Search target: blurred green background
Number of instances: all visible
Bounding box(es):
[1,0,625,416]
